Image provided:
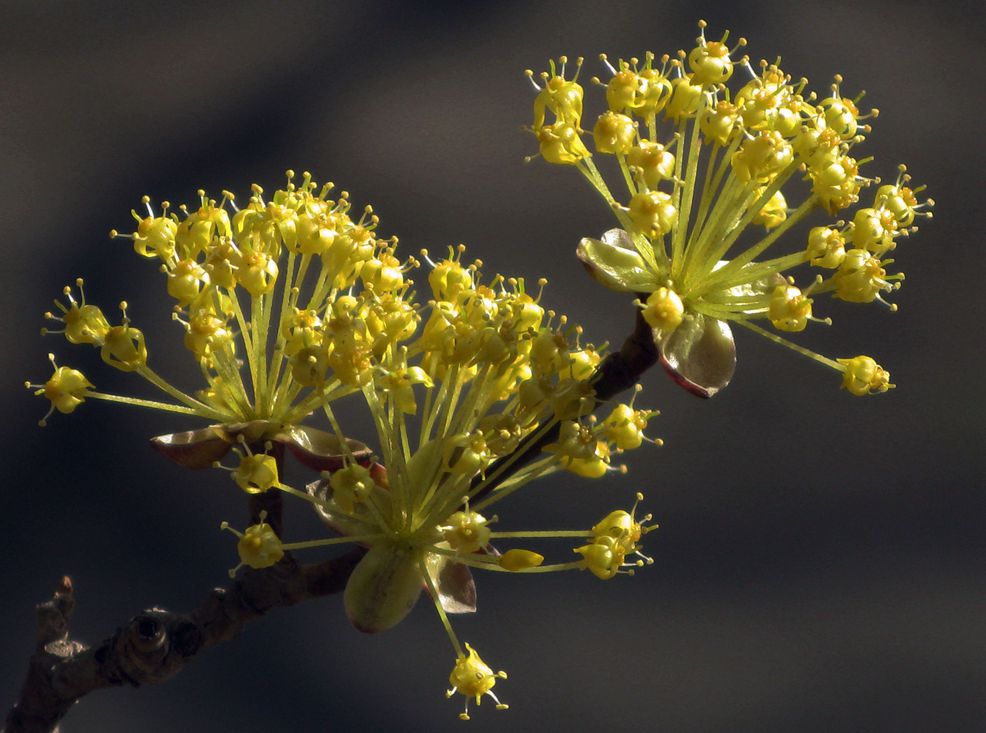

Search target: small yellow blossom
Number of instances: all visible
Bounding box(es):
[236,522,284,568]
[806,226,847,269]
[535,121,591,165]
[237,522,284,569]
[687,20,745,86]
[602,389,660,451]
[837,355,894,396]
[220,513,286,575]
[42,280,110,346]
[546,421,615,478]
[641,286,685,334]
[832,249,901,307]
[443,510,492,554]
[328,462,375,515]
[528,56,584,129]
[626,141,675,188]
[100,304,147,372]
[754,189,788,230]
[447,644,508,721]
[576,493,656,578]
[26,354,93,426]
[230,449,280,494]
[593,111,636,154]
[768,283,813,332]
[575,535,627,579]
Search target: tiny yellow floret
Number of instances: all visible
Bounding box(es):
[641,287,684,334]
[447,644,508,721]
[806,227,847,269]
[731,131,794,184]
[536,122,591,165]
[602,401,657,450]
[29,356,93,426]
[838,355,894,396]
[444,510,492,554]
[688,21,744,86]
[47,281,111,346]
[592,111,636,154]
[627,142,676,188]
[628,191,678,238]
[753,189,788,230]
[565,440,611,478]
[236,522,284,569]
[768,284,812,332]
[232,453,280,494]
[574,535,625,580]
[589,492,655,564]
[329,463,374,514]
[101,319,147,372]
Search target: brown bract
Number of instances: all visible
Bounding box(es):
[657,314,736,398]
[150,420,372,471]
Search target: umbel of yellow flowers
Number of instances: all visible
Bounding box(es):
[32,175,418,467]
[526,20,932,397]
[29,171,661,720]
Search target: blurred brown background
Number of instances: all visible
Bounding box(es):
[2,1,984,731]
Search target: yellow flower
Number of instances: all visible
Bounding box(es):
[220,517,285,574]
[25,354,93,426]
[41,279,110,345]
[230,449,280,494]
[575,492,656,579]
[527,55,585,130]
[593,111,636,154]
[447,644,508,721]
[602,388,661,450]
[837,355,894,396]
[528,21,933,397]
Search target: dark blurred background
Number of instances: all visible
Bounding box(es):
[2,1,984,731]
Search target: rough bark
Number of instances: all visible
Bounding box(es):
[3,549,365,733]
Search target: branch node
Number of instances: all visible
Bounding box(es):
[36,577,74,649]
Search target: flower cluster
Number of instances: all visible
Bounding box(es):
[30,173,660,720]
[32,173,422,465]
[221,246,659,720]
[526,20,932,397]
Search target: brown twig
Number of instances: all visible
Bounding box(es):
[3,549,365,733]
[590,306,660,403]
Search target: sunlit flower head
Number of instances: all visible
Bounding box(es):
[217,245,660,718]
[34,172,418,468]
[526,20,933,397]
